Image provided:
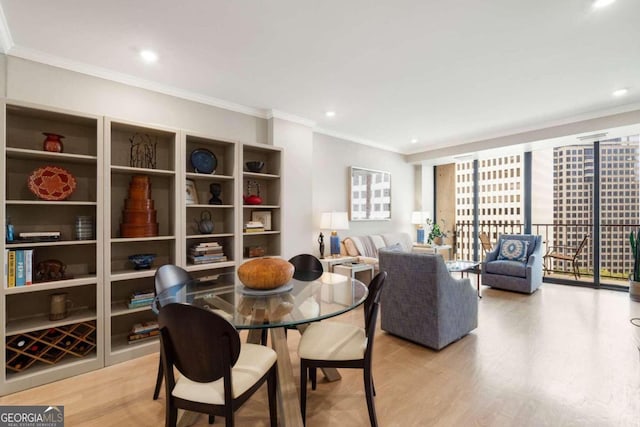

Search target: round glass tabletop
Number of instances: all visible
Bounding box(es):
[154,271,368,329]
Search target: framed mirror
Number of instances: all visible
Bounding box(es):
[350,166,391,221]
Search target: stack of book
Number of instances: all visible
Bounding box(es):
[4,249,34,287]
[127,321,159,344]
[128,289,155,309]
[244,221,265,233]
[188,242,227,265]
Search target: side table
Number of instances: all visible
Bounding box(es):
[333,263,374,305]
[412,243,452,260]
[334,262,374,285]
[320,255,358,272]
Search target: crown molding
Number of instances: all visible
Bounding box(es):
[0,5,14,53]
[314,127,403,154]
[7,45,269,119]
[266,109,316,128]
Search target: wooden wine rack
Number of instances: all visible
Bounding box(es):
[5,321,97,373]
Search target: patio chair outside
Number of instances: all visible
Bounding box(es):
[479,233,493,257]
[543,234,590,280]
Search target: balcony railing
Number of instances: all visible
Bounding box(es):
[454,221,635,286]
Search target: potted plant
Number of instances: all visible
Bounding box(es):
[427,219,449,246]
[629,229,640,301]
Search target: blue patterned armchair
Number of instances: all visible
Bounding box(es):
[481,234,543,294]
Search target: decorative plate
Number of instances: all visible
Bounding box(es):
[190,148,217,174]
[240,282,294,296]
[28,166,77,201]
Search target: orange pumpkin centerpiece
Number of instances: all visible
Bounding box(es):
[237,257,294,290]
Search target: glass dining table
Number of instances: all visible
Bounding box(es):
[154,270,368,427]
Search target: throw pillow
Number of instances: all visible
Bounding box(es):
[497,239,529,262]
[384,243,403,252]
[343,238,359,257]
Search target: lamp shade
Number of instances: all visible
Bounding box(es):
[320,212,350,231]
[411,211,429,225]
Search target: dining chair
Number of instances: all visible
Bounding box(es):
[297,271,387,427]
[159,303,278,427]
[153,264,193,400]
[289,254,323,281]
[259,254,322,345]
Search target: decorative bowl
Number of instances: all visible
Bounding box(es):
[245,161,265,173]
[128,253,156,270]
[237,257,294,290]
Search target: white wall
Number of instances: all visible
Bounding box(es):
[6,57,268,143]
[312,133,414,257]
[269,118,314,259]
[4,56,414,259]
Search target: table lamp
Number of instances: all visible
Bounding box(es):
[320,212,350,257]
[411,211,429,244]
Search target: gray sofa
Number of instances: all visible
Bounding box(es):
[481,234,543,294]
[378,249,478,350]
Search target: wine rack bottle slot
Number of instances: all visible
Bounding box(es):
[5,321,97,373]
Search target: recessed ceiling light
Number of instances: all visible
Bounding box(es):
[140,49,158,63]
[593,0,615,9]
[325,111,336,117]
[411,138,418,144]
[613,88,628,97]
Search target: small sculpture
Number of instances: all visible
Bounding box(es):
[42,133,64,153]
[129,133,157,169]
[36,259,67,282]
[209,183,222,205]
[243,180,263,205]
[318,232,325,259]
[195,211,214,234]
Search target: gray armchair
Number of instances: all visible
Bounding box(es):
[481,234,543,294]
[378,249,478,350]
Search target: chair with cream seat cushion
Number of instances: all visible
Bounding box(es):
[153,264,193,400]
[298,271,386,427]
[159,303,277,427]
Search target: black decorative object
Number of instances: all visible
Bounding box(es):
[191,148,217,174]
[245,161,265,173]
[209,183,222,205]
[129,134,157,169]
[318,232,325,259]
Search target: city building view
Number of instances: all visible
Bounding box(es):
[452,134,640,286]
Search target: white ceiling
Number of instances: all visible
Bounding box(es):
[0,0,639,155]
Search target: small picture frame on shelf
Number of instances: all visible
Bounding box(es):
[186,179,199,205]
[251,210,272,231]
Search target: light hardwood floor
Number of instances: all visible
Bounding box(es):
[1,284,639,426]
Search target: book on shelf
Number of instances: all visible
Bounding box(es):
[194,242,220,248]
[127,329,160,344]
[189,246,224,254]
[15,250,25,286]
[131,321,159,334]
[7,250,16,287]
[131,289,155,300]
[128,296,154,309]
[18,231,61,238]
[24,249,33,285]
[188,253,227,261]
[188,255,228,265]
[244,221,264,233]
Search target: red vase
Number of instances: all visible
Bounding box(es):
[42,133,64,153]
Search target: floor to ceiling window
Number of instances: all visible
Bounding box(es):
[598,136,640,287]
[448,132,639,290]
